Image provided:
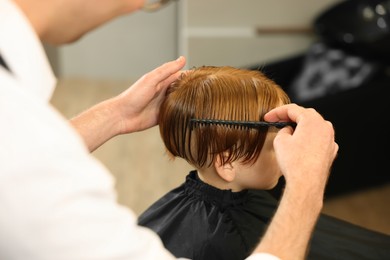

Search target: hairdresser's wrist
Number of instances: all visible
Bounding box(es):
[282,167,328,211]
[70,98,122,152]
[251,182,323,260]
[280,187,324,213]
[283,184,324,213]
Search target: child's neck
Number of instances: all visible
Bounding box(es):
[197,169,244,192]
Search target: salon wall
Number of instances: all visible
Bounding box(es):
[55,3,178,81]
[179,0,342,68]
[52,0,342,81]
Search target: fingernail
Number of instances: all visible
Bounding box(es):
[176,56,183,62]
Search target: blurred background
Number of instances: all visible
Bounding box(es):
[49,0,389,235]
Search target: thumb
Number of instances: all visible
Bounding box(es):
[273,125,294,146]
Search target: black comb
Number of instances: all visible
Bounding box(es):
[190,119,296,129]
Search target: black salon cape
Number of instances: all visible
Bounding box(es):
[138,171,390,260]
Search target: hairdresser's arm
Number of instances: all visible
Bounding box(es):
[248,104,338,260]
[248,178,324,260]
[70,57,186,152]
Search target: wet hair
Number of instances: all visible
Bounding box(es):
[158,66,291,168]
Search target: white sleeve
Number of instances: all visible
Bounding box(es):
[0,146,182,260]
[0,87,184,260]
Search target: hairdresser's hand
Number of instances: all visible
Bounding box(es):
[70,56,186,152]
[264,103,338,194]
[252,104,338,260]
[115,56,186,134]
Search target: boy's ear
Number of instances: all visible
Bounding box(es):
[214,154,236,182]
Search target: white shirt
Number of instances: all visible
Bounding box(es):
[0,0,279,259]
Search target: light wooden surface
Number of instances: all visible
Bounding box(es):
[322,184,390,235]
[51,78,390,235]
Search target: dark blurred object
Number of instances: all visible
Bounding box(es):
[249,0,390,199]
[289,42,380,102]
[258,55,390,199]
[314,0,390,62]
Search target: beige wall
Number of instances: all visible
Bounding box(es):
[179,0,342,68]
[56,3,179,81]
[50,0,342,80]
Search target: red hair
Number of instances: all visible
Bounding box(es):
[159,66,290,168]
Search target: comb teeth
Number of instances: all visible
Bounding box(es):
[190,119,296,129]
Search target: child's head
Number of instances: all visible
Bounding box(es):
[159,66,291,191]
